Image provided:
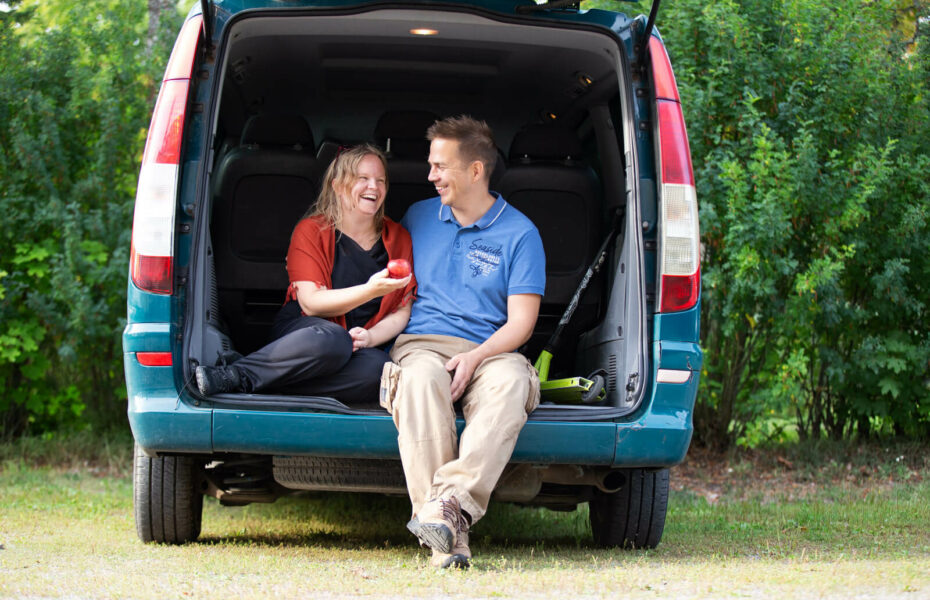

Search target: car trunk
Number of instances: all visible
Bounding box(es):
[183,4,648,420]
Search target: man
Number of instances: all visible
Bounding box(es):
[380,116,545,569]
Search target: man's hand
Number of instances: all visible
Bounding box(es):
[443,294,541,401]
[348,327,372,351]
[445,350,484,401]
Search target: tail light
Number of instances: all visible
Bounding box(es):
[136,351,173,367]
[649,35,700,313]
[130,16,202,294]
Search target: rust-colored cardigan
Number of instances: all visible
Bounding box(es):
[285,215,416,329]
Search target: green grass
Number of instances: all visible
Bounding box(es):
[0,428,132,475]
[2,435,929,598]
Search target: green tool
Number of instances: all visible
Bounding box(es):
[534,224,619,404]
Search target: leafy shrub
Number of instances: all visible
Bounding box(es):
[0,0,180,435]
[587,0,930,446]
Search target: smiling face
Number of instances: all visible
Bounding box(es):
[427,137,483,210]
[336,153,387,218]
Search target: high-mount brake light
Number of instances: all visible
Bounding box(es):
[130,16,202,295]
[649,36,700,313]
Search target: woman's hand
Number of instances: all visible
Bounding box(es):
[359,303,411,350]
[349,327,372,351]
[294,269,411,318]
[365,269,411,297]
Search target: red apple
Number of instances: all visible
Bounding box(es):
[387,259,411,279]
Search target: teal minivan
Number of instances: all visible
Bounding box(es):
[124,0,702,549]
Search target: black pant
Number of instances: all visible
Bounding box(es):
[231,301,389,405]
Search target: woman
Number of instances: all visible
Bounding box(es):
[195,144,415,404]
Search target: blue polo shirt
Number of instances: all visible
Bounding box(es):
[401,193,545,344]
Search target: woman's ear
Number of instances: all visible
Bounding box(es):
[331,177,347,204]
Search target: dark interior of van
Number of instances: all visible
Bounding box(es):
[204,10,631,386]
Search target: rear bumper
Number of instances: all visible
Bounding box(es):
[126,313,700,468]
[125,370,698,469]
[613,375,698,467]
[124,316,701,468]
[124,352,213,453]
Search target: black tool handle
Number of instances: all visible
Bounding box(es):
[547,226,619,352]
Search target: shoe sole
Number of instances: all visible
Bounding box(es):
[194,367,209,396]
[432,553,470,569]
[407,517,454,554]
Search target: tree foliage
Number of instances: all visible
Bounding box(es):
[2,0,929,444]
[588,0,930,446]
[0,0,181,435]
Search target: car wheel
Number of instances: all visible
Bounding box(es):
[133,443,204,544]
[589,468,669,549]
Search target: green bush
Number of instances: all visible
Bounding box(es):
[3,0,928,444]
[587,0,930,446]
[0,0,180,435]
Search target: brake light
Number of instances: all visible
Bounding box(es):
[649,36,680,102]
[657,100,693,186]
[136,351,173,367]
[650,36,700,313]
[130,16,201,294]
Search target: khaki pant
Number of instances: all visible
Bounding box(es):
[381,334,540,523]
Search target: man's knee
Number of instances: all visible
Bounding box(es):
[467,354,538,420]
[398,355,451,393]
[474,354,533,394]
[390,357,455,431]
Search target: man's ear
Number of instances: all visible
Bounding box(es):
[470,160,485,183]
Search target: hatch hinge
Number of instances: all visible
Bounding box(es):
[199,0,214,49]
[633,0,661,72]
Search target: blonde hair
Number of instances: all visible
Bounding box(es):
[306,143,389,233]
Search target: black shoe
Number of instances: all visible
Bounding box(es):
[216,350,244,365]
[195,365,242,395]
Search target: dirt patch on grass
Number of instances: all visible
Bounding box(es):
[673,442,929,504]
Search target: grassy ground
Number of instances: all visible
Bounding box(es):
[1,433,929,599]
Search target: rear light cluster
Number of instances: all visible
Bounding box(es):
[130,16,202,295]
[136,351,173,367]
[649,36,700,313]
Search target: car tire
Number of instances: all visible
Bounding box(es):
[589,468,669,549]
[133,443,204,544]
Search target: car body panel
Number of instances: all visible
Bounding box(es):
[125,0,701,478]
[124,355,213,453]
[212,411,622,464]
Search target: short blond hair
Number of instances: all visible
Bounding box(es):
[306,143,389,233]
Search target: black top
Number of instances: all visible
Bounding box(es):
[331,230,388,330]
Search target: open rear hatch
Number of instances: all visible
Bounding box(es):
[183,1,651,421]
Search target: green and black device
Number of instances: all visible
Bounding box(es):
[534,218,619,404]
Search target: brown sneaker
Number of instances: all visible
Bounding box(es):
[430,529,471,569]
[406,496,467,554]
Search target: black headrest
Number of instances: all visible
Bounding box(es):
[240,114,315,151]
[374,110,439,159]
[509,124,584,163]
